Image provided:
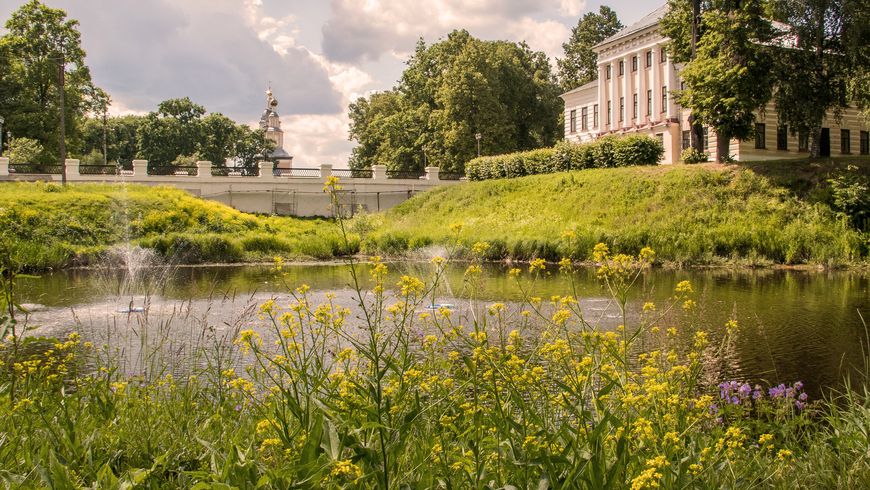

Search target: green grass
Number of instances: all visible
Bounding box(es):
[362,161,870,266]
[0,182,347,270]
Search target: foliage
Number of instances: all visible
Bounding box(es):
[3,231,870,487]
[0,0,99,162]
[466,136,663,181]
[371,164,868,265]
[662,0,775,162]
[557,6,623,92]
[6,137,44,164]
[681,147,710,164]
[349,30,561,174]
[767,0,860,157]
[828,165,870,230]
[77,114,144,165]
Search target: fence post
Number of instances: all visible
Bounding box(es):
[320,163,333,178]
[259,160,275,179]
[425,166,440,181]
[196,160,212,178]
[66,159,80,178]
[372,164,387,180]
[132,159,148,177]
[0,157,8,177]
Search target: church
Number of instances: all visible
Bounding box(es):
[259,87,293,170]
[560,5,869,164]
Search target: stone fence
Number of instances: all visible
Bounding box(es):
[0,158,465,217]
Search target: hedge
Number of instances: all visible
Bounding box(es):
[466,135,664,181]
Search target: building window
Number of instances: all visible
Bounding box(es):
[633,94,638,119]
[861,131,869,155]
[607,101,611,125]
[619,97,624,121]
[569,109,576,133]
[660,48,667,62]
[606,65,612,80]
[841,129,851,154]
[755,123,766,149]
[619,61,624,76]
[798,130,809,152]
[777,125,788,151]
[646,51,652,67]
[655,133,664,147]
[661,86,667,113]
[703,127,710,151]
[632,56,638,71]
[593,104,599,128]
[682,130,691,150]
[647,90,652,116]
[581,107,588,131]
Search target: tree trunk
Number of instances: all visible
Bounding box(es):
[717,131,731,163]
[58,56,66,185]
[809,124,821,158]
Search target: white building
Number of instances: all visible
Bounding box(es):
[561,5,870,164]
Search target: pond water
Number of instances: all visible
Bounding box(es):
[15,261,870,396]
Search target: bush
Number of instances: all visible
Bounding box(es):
[143,233,244,263]
[681,147,709,164]
[828,165,870,230]
[466,136,664,181]
[7,137,44,165]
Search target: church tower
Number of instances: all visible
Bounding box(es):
[259,87,293,169]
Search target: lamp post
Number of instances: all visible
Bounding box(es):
[0,116,4,156]
[475,132,482,158]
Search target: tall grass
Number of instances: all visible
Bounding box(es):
[363,164,869,266]
[1,178,869,488]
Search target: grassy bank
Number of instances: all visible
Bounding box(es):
[362,160,870,266]
[0,182,349,270]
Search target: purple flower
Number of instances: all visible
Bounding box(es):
[794,381,804,391]
[799,392,808,402]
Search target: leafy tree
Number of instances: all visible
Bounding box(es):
[662,0,775,162]
[349,30,561,173]
[0,1,98,162]
[7,137,44,164]
[557,6,623,92]
[767,0,857,156]
[843,0,870,121]
[79,115,145,165]
[199,113,239,167]
[137,97,205,166]
[234,126,273,171]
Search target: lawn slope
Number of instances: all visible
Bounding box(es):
[0,182,347,270]
[364,163,868,265]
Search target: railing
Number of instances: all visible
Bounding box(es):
[79,165,119,175]
[386,170,425,180]
[148,165,198,176]
[9,163,64,174]
[332,168,373,179]
[439,172,465,181]
[275,167,321,178]
[212,166,259,177]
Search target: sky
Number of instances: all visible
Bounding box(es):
[0,0,656,165]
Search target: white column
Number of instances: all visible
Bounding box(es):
[0,157,8,176]
[425,166,440,181]
[372,164,387,180]
[258,160,275,179]
[609,60,618,130]
[65,159,80,178]
[597,64,606,132]
[196,160,212,179]
[651,45,661,121]
[622,55,631,127]
[320,163,333,177]
[132,159,148,177]
[637,50,647,126]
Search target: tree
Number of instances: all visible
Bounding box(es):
[349,30,561,173]
[7,137,43,164]
[0,1,98,163]
[768,0,858,157]
[557,6,623,92]
[662,0,775,161]
[199,113,239,167]
[137,97,205,166]
[234,126,273,171]
[79,115,145,166]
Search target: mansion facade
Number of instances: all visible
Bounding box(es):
[561,5,869,164]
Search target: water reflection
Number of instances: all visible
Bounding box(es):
[15,262,870,395]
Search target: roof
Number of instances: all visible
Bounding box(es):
[595,4,668,49]
[560,79,598,98]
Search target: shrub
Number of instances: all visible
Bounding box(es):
[7,137,44,165]
[466,136,664,181]
[143,233,244,263]
[681,147,709,164]
[828,165,870,230]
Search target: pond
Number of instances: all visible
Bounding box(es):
[15,261,870,396]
